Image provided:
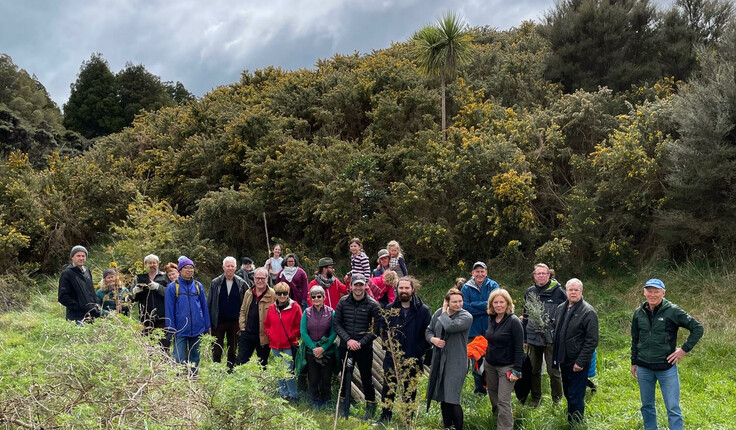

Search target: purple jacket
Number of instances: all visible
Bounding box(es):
[276,267,310,306]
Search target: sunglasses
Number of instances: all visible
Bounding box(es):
[310,295,323,299]
[275,291,289,296]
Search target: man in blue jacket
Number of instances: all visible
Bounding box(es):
[461,261,499,394]
[165,257,210,376]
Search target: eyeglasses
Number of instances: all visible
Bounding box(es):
[311,295,323,299]
[275,291,289,296]
[254,276,268,280]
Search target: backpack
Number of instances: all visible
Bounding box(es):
[175,280,201,298]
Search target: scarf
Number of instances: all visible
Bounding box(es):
[316,274,334,289]
[281,266,298,282]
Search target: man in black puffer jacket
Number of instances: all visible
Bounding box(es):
[334,273,381,420]
[58,245,99,323]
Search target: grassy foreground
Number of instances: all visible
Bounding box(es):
[1,258,734,429]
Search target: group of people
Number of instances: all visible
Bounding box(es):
[57,244,703,430]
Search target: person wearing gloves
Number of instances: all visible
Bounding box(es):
[131,254,170,348]
[165,257,210,376]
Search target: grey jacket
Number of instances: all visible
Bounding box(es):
[207,274,249,330]
[425,307,472,404]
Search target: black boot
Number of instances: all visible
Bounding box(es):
[339,398,350,418]
[363,402,377,420]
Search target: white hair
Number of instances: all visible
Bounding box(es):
[144,254,159,264]
[566,278,583,290]
[222,256,237,266]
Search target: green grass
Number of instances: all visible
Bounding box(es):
[2,255,735,429]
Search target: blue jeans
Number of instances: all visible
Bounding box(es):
[173,335,202,374]
[272,348,298,399]
[637,365,683,430]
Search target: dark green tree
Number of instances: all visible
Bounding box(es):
[659,29,736,251]
[165,80,196,105]
[658,0,734,81]
[0,54,87,162]
[63,53,122,138]
[116,62,176,125]
[540,0,662,93]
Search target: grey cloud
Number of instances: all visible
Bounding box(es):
[0,0,553,108]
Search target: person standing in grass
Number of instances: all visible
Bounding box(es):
[263,282,302,403]
[58,245,99,323]
[165,257,210,375]
[208,256,249,371]
[521,262,566,407]
[484,288,524,430]
[631,278,704,430]
[552,278,599,425]
[461,261,499,395]
[426,287,473,430]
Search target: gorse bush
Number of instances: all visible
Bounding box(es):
[0,313,316,429]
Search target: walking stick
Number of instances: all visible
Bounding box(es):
[334,351,351,429]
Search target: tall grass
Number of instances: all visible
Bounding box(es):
[5,254,735,429]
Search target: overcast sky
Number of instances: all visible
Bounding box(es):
[3,0,557,108]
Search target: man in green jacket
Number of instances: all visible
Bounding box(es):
[630,278,703,430]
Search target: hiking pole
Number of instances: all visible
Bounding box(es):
[334,351,351,429]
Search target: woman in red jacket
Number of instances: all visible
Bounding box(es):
[264,282,303,402]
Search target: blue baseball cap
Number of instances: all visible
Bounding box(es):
[644,278,665,290]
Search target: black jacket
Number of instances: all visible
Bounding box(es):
[380,294,431,369]
[484,313,525,372]
[58,265,99,321]
[522,281,567,345]
[131,271,168,325]
[334,293,381,348]
[552,299,599,369]
[207,274,249,329]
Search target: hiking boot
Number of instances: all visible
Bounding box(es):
[529,399,540,408]
[363,402,377,420]
[338,399,350,418]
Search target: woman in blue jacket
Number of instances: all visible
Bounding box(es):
[165,257,210,375]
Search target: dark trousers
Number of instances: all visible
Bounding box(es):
[380,359,421,420]
[339,345,376,402]
[440,401,463,430]
[212,319,239,369]
[143,319,171,350]
[561,362,590,424]
[236,335,270,367]
[306,352,334,404]
[529,343,563,402]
